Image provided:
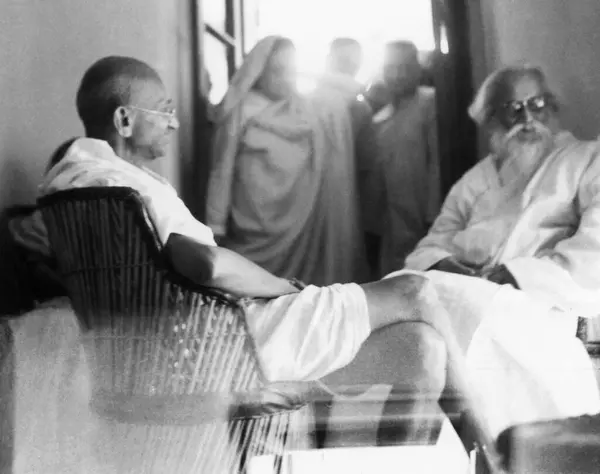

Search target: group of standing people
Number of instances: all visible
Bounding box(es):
[205,35,441,286]
[201,36,600,446]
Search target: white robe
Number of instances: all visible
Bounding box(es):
[417,270,600,440]
[407,131,600,319]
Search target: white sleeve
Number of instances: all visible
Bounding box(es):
[84,165,217,247]
[141,188,217,247]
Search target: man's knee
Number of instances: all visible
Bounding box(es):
[362,273,440,331]
[363,273,431,303]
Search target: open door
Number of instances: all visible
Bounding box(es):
[181,0,478,214]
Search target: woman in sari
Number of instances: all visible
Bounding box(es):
[206,36,365,286]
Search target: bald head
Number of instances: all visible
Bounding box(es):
[469,64,559,128]
[76,56,163,138]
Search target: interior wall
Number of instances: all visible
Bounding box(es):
[475,0,600,141]
[0,0,183,211]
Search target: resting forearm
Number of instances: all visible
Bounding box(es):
[208,246,298,298]
[165,234,297,298]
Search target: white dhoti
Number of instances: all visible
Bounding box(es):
[398,270,600,439]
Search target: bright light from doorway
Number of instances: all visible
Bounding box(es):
[250,0,436,91]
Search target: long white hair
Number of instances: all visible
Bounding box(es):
[468,63,561,127]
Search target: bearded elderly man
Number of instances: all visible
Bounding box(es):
[407,64,600,321]
[399,63,600,440]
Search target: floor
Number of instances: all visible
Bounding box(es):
[249,420,470,474]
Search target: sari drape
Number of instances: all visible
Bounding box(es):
[206,36,364,286]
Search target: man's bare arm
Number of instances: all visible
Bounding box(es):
[164,233,298,298]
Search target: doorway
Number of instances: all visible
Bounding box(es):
[183,0,478,217]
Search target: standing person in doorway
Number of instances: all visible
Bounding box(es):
[207,36,364,286]
[315,37,379,279]
[372,40,441,275]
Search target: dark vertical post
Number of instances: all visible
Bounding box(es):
[430,0,478,196]
[0,320,13,474]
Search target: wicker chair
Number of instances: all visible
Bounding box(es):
[38,187,311,474]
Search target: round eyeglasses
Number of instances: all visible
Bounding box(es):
[128,105,177,121]
[501,95,550,124]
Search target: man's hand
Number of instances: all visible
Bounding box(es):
[429,257,479,277]
[483,264,520,288]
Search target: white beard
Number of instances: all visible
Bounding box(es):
[490,122,555,186]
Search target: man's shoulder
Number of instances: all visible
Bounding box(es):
[100,166,177,202]
[552,132,600,170]
[40,139,170,198]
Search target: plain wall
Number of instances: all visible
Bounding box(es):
[474,0,600,141]
[0,0,182,211]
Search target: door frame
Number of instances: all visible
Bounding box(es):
[180,0,245,219]
[431,0,479,195]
